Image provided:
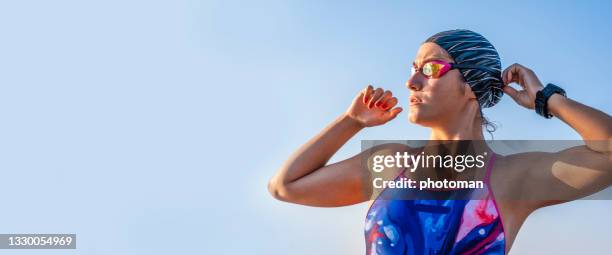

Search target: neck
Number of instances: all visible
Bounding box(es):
[428,105,484,141]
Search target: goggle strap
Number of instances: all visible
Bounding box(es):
[451,63,497,73]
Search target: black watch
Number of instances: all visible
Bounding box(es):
[535,83,566,119]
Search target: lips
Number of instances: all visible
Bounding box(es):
[409,96,422,106]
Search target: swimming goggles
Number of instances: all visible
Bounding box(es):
[411,60,496,79]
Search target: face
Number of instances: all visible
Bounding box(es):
[406,42,476,127]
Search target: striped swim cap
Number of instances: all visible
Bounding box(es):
[425,29,504,108]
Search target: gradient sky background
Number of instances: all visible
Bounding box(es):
[0,0,611,254]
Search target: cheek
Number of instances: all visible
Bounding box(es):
[427,80,464,110]
[435,74,466,96]
[427,81,453,102]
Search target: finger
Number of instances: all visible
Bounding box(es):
[502,65,513,85]
[368,88,384,108]
[381,97,398,110]
[505,64,519,85]
[506,64,528,88]
[503,85,520,102]
[362,85,374,104]
[374,90,392,108]
[501,64,513,85]
[388,107,403,119]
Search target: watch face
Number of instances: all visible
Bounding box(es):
[547,84,566,96]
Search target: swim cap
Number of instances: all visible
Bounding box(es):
[425,29,503,108]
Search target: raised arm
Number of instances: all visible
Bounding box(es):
[501,63,612,209]
[267,85,402,207]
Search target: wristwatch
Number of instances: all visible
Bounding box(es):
[535,83,566,119]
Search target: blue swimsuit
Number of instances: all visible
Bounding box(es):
[364,153,506,255]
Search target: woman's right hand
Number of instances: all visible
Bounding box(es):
[345,85,403,128]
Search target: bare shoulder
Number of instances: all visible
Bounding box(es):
[490,151,547,180]
[491,147,611,183]
[487,152,548,206]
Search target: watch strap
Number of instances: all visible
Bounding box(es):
[535,83,566,118]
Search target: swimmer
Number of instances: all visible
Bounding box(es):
[268,29,611,254]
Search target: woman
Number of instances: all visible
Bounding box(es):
[267,29,611,254]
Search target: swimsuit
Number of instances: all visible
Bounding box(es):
[364,152,505,255]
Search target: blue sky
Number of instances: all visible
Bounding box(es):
[0,0,610,254]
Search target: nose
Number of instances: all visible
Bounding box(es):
[406,73,423,91]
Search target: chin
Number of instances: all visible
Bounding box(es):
[408,109,434,127]
[408,112,424,125]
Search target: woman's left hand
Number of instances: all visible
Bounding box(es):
[502,63,545,109]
